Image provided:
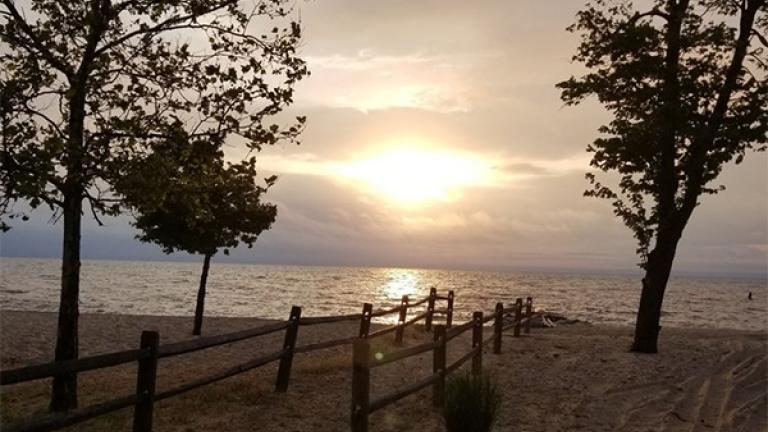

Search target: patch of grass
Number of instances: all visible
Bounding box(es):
[442,372,501,432]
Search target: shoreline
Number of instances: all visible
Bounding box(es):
[1,309,764,343]
[3,259,765,333]
[1,310,766,431]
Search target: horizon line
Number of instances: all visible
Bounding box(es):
[2,254,766,281]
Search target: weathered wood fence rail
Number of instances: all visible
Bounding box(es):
[0,288,532,432]
[350,296,539,432]
[0,319,293,432]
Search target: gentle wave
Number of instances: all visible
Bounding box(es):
[0,258,765,331]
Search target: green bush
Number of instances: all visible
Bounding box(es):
[442,372,501,432]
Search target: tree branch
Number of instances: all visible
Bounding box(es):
[629,8,672,25]
[680,0,765,217]
[93,0,237,56]
[21,106,65,137]
[0,0,73,77]
[752,29,768,48]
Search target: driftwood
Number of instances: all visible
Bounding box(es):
[504,311,586,328]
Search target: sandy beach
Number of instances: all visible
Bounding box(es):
[1,310,765,432]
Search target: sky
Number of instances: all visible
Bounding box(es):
[1,0,766,277]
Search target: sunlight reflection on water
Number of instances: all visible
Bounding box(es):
[380,269,421,300]
[0,258,765,331]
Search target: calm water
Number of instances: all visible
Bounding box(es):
[0,258,765,331]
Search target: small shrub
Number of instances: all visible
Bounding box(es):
[442,372,501,432]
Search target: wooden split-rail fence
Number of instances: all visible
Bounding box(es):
[0,290,539,432]
[350,296,536,432]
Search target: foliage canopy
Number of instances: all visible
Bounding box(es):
[1,0,307,229]
[558,0,767,264]
[0,0,307,409]
[118,137,277,257]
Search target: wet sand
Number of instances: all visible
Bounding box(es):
[1,311,765,431]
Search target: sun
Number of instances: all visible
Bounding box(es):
[333,148,491,205]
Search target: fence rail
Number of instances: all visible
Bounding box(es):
[0,288,466,432]
[298,313,362,325]
[0,349,149,385]
[294,335,359,354]
[157,320,290,358]
[0,291,538,432]
[369,372,439,413]
[350,297,537,432]
[370,340,438,368]
[154,349,286,401]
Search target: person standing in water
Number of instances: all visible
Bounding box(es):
[748,291,752,300]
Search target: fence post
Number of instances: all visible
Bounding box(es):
[524,297,533,334]
[425,288,437,331]
[351,339,370,432]
[514,298,523,337]
[432,325,446,408]
[133,331,159,432]
[493,302,503,354]
[446,290,455,329]
[275,305,302,392]
[394,295,409,345]
[472,312,483,377]
[359,303,372,338]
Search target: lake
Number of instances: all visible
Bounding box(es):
[0,257,765,331]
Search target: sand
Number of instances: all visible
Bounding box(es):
[1,310,766,432]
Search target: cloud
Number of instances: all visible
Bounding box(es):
[2,0,765,276]
[252,149,591,204]
[301,51,496,112]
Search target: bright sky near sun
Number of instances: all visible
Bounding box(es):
[265,146,499,206]
[3,0,766,276]
[334,148,491,205]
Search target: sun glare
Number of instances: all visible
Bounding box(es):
[334,148,491,205]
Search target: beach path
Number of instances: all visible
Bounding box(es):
[1,311,765,432]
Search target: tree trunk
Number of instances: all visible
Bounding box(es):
[49,53,90,410]
[46,1,110,411]
[193,253,213,336]
[631,229,681,353]
[50,192,82,411]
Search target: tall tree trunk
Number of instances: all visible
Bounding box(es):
[50,191,82,411]
[50,55,89,410]
[193,253,213,336]
[631,228,681,353]
[631,1,688,355]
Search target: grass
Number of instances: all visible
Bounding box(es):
[442,372,501,432]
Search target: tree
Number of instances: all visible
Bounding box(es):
[0,0,307,410]
[558,0,767,353]
[118,136,277,336]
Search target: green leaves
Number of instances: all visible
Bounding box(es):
[0,0,308,230]
[442,372,501,432]
[558,0,767,265]
[118,136,277,257]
